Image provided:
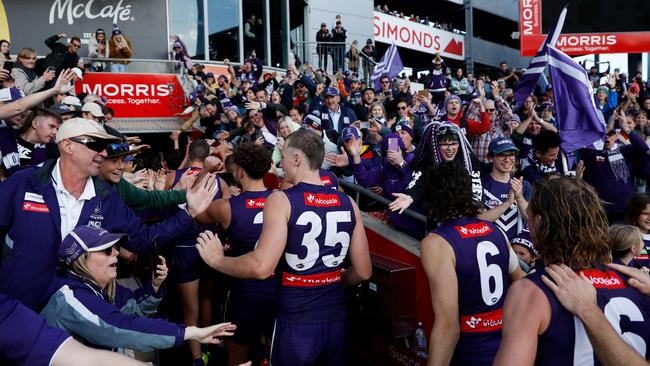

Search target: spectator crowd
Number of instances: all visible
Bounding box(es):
[2,7,650,366]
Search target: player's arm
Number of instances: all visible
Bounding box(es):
[543,264,649,366]
[194,198,231,228]
[507,243,526,281]
[493,279,550,366]
[342,198,372,285]
[196,191,289,279]
[420,233,459,366]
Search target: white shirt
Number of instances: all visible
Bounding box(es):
[328,107,342,132]
[51,159,96,239]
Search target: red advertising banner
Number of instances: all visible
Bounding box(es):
[520,0,650,56]
[75,73,187,118]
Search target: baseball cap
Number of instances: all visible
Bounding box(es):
[61,95,82,109]
[342,126,360,141]
[55,117,121,143]
[49,103,81,117]
[206,72,215,78]
[488,137,519,155]
[81,102,105,117]
[72,67,84,80]
[83,94,103,105]
[0,87,25,103]
[59,225,128,266]
[105,141,146,159]
[325,87,339,97]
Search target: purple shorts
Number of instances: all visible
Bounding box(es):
[170,246,213,284]
[270,318,347,366]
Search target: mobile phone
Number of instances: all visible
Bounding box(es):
[2,61,13,72]
[360,121,370,129]
[152,236,162,266]
[388,137,398,152]
[47,66,56,73]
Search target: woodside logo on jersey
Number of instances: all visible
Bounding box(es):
[580,269,626,289]
[455,222,493,238]
[245,198,266,209]
[303,192,341,207]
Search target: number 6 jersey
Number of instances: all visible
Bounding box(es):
[528,268,650,365]
[433,217,511,365]
[276,182,356,323]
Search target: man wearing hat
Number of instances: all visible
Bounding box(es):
[98,136,186,212]
[317,87,358,138]
[440,94,490,139]
[81,101,125,140]
[480,137,530,240]
[471,87,515,163]
[316,23,331,71]
[0,70,76,178]
[361,38,376,83]
[595,84,617,122]
[0,117,219,310]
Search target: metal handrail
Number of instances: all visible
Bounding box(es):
[83,57,182,64]
[339,180,427,223]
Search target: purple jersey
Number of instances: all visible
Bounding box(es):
[528,268,650,365]
[226,190,275,296]
[276,182,356,322]
[433,217,510,365]
[481,175,526,240]
[319,169,339,190]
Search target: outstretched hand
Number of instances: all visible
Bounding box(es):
[186,322,237,344]
[195,230,224,269]
[53,69,76,95]
[388,193,414,214]
[185,173,218,217]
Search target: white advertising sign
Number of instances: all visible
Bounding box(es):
[373,11,465,60]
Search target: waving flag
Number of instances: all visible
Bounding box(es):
[514,5,568,107]
[547,45,606,153]
[371,43,404,90]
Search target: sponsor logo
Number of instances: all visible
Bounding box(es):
[389,345,422,366]
[303,192,341,207]
[320,176,332,186]
[24,192,45,203]
[22,201,49,213]
[460,308,503,333]
[520,0,539,36]
[82,83,170,98]
[455,222,493,238]
[556,34,617,48]
[49,0,134,25]
[580,269,626,289]
[245,198,266,209]
[282,269,342,287]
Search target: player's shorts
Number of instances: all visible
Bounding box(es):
[170,246,213,284]
[226,291,276,344]
[270,318,347,366]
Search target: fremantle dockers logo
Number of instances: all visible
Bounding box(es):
[49,0,135,25]
[88,203,104,228]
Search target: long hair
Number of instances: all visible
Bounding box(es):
[409,122,474,173]
[529,178,611,269]
[424,161,482,222]
[71,255,116,303]
[624,193,650,227]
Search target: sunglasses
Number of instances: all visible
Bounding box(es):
[381,81,390,84]
[487,108,496,112]
[106,142,130,156]
[100,243,120,255]
[71,44,81,48]
[70,137,108,152]
[397,106,408,110]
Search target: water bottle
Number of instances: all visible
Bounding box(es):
[415,321,427,357]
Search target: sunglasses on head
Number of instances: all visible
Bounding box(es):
[69,137,108,152]
[106,142,130,156]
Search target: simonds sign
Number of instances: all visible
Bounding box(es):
[0,0,168,60]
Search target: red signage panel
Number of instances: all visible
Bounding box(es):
[75,73,186,118]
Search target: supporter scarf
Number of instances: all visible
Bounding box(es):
[293,96,307,106]
[527,149,557,175]
[12,61,37,82]
[604,145,630,183]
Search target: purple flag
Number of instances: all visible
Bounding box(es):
[371,43,404,90]
[547,45,606,154]
[514,5,568,107]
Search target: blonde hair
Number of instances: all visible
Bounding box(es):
[609,224,642,259]
[72,254,116,303]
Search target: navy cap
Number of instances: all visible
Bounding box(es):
[342,126,360,141]
[304,111,322,130]
[206,72,215,78]
[511,229,538,256]
[394,121,414,137]
[488,137,519,155]
[325,87,339,97]
[59,226,127,266]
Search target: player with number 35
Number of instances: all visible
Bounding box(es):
[196,130,372,365]
[420,161,524,366]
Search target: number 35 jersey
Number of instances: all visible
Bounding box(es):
[433,217,511,365]
[528,268,650,366]
[277,182,356,323]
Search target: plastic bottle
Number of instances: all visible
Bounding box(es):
[415,321,427,357]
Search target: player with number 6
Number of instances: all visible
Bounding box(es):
[196,130,371,365]
[494,178,650,365]
[420,161,524,366]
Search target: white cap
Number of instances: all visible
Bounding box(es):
[72,67,84,80]
[83,94,103,105]
[61,95,82,107]
[81,102,104,117]
[55,117,120,143]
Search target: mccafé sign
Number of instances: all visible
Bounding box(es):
[49,0,134,25]
[373,11,465,60]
